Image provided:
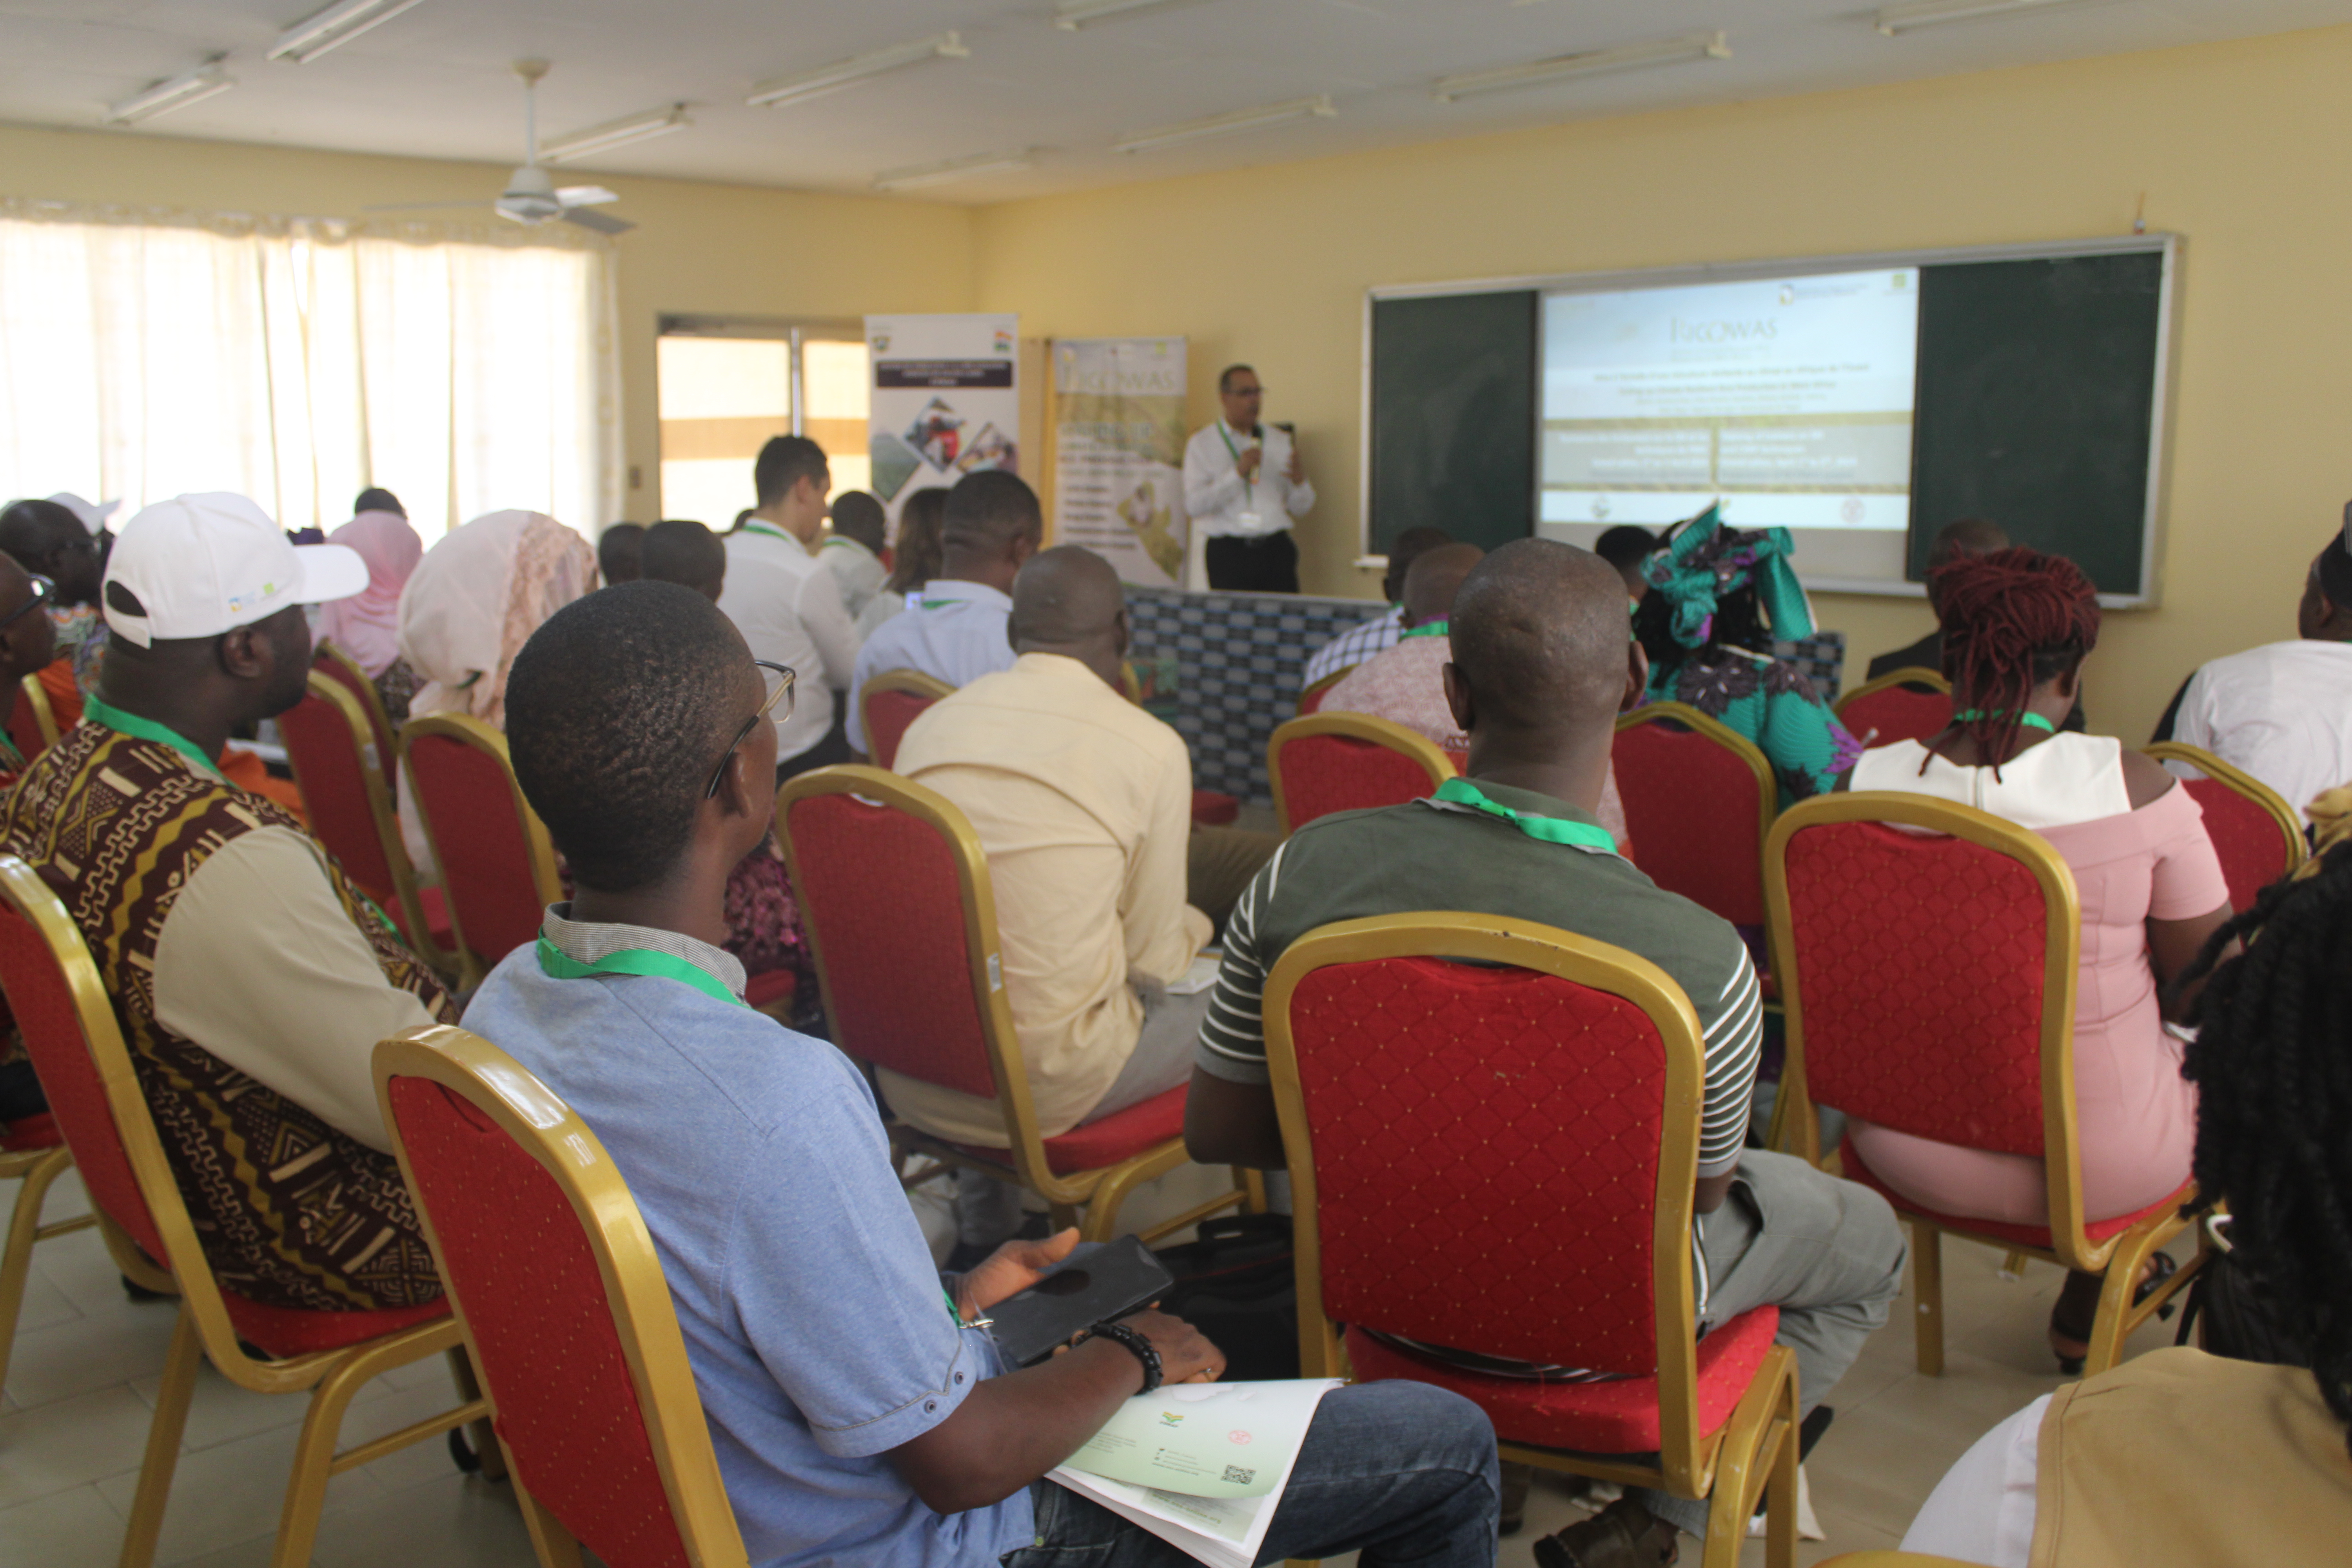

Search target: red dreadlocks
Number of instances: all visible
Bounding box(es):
[1930,546,2101,770]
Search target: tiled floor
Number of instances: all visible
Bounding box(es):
[1,1161,2192,1568]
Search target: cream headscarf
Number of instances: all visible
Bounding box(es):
[396,510,597,730]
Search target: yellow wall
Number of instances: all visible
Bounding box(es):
[974,25,2352,744]
[0,121,975,526]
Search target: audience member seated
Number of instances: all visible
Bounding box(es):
[858,485,947,638]
[1637,505,1861,804]
[0,552,55,782]
[352,485,405,519]
[1868,517,2087,734]
[896,548,1278,1258]
[1300,524,1451,687]
[818,489,891,622]
[846,470,1042,762]
[1322,542,1484,749]
[1594,523,1660,601]
[1902,839,2352,1566]
[718,435,862,779]
[1848,548,2232,1369]
[470,579,1501,1568]
[2160,520,2352,819]
[314,504,425,724]
[641,518,728,601]
[596,520,644,585]
[1187,539,1906,1558]
[0,493,451,1310]
[1,495,107,708]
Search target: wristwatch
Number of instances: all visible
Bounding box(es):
[1078,1319,1163,1393]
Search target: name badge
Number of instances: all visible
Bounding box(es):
[1234,509,1263,534]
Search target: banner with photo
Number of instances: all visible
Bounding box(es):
[864,313,1021,528]
[1051,337,1188,588]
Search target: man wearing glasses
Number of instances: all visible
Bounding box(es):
[1181,364,1314,593]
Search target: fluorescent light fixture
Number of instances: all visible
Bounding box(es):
[1056,0,1211,29]
[1875,0,2102,34]
[1432,30,1730,102]
[746,32,968,110]
[267,0,425,65]
[105,58,235,126]
[873,149,1034,191]
[1114,94,1336,154]
[541,103,692,163]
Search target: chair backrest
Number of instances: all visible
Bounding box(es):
[377,1026,748,1568]
[1834,667,1954,750]
[775,766,1041,1144]
[1268,713,1456,837]
[1766,794,2090,1239]
[9,675,58,762]
[1296,667,1352,716]
[1612,702,1774,927]
[279,671,401,908]
[399,714,564,976]
[2142,742,2306,912]
[858,668,954,771]
[1263,914,1709,1473]
[314,642,401,770]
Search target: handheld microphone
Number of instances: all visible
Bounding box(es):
[1251,423,1264,441]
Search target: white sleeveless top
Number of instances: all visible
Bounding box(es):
[1850,733,2131,831]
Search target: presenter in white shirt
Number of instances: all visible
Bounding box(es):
[716,435,863,779]
[1182,363,1314,592]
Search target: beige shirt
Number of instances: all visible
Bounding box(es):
[890,653,1212,1145]
[151,823,440,1151]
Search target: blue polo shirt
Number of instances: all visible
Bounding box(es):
[464,907,1031,1567]
[844,579,1015,753]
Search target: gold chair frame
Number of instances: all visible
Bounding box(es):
[13,671,60,750]
[1266,711,1458,839]
[1764,792,2203,1377]
[1294,666,1353,715]
[397,712,565,990]
[0,856,488,1568]
[1832,665,1953,727]
[1613,700,1777,886]
[1263,913,1798,1568]
[777,765,1258,1243]
[857,667,955,768]
[287,670,465,979]
[375,1025,751,1568]
[2141,741,2308,881]
[0,1134,95,1390]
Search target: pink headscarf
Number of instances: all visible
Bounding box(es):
[314,510,423,677]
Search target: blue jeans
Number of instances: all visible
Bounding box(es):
[1001,1380,1498,1567]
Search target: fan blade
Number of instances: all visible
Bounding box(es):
[363,200,489,212]
[554,185,619,207]
[562,207,634,235]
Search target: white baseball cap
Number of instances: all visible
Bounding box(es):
[45,492,119,535]
[103,492,368,649]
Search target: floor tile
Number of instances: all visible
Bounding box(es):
[91,1417,385,1565]
[309,1473,537,1568]
[332,1378,493,1495]
[36,1222,157,1320]
[2,1298,180,1410]
[128,1358,401,1456]
[0,1385,159,1509]
[5,1259,82,1339]
[0,1482,129,1568]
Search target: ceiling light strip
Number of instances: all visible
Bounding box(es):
[105,58,236,126]
[1114,94,1336,154]
[267,0,426,65]
[873,150,1035,191]
[1875,0,2101,34]
[541,104,693,163]
[1432,30,1731,102]
[746,32,968,111]
[1056,0,1211,30]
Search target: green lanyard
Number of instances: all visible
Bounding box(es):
[535,936,747,1009]
[1399,620,1449,641]
[83,695,219,777]
[740,521,795,545]
[1953,709,2057,733]
[1430,777,1618,853]
[1215,422,1256,499]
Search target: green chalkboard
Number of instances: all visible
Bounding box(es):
[1909,253,2165,595]
[1368,291,1536,554]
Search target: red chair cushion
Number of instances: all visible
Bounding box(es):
[1344,1306,1780,1455]
[2179,777,2292,914]
[1277,733,1441,833]
[0,1111,63,1152]
[866,689,940,771]
[313,652,399,769]
[220,1290,451,1359]
[405,733,546,967]
[1840,686,1953,750]
[1839,1138,2189,1250]
[950,1083,1187,1176]
[1612,718,1766,927]
[1191,790,1240,827]
[277,687,398,905]
[744,969,797,1012]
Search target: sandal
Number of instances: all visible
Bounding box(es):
[1534,1498,1679,1568]
[2049,1252,2178,1374]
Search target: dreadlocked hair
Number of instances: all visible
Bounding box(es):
[1930,547,2100,773]
[2174,840,2352,1455]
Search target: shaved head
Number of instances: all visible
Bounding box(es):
[1381,525,1453,603]
[1450,539,1633,732]
[1402,543,1484,626]
[1011,546,1123,644]
[1928,518,2009,573]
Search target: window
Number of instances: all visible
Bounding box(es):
[656,318,868,526]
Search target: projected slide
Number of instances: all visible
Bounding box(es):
[1540,269,1919,532]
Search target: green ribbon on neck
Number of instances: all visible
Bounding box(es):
[1953,708,2057,734]
[1430,777,1618,853]
[535,936,746,1009]
[82,695,219,777]
[1398,620,1450,641]
[740,520,795,544]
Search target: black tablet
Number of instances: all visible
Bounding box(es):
[984,1236,1176,1367]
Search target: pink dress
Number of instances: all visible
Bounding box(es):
[1846,737,2231,1226]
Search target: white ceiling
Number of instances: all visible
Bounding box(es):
[2,0,2346,207]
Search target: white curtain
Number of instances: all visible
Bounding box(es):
[0,198,620,542]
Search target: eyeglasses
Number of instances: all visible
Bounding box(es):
[0,575,54,634]
[704,661,795,799]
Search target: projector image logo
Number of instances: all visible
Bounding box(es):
[1671,318,1777,344]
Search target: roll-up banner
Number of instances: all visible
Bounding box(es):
[864,313,1021,528]
[1051,337,1188,588]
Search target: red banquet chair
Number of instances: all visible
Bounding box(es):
[777,765,1257,1241]
[1833,666,1954,750]
[7,673,59,767]
[0,1111,94,1392]
[399,713,565,989]
[1613,702,1774,931]
[1264,913,1799,1568]
[1267,712,1457,838]
[1295,666,1351,716]
[0,855,487,1568]
[1765,792,2203,1377]
[377,1025,751,1568]
[858,666,954,771]
[2142,741,2306,912]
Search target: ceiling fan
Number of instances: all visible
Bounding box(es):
[367,60,634,234]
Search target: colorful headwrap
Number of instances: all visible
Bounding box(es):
[1642,505,1815,650]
